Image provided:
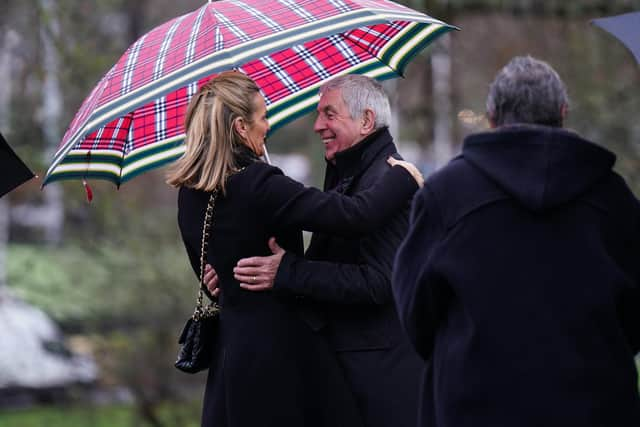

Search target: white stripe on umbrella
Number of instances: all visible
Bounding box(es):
[328,34,360,66]
[292,45,332,80]
[154,17,185,78]
[122,145,186,178]
[153,17,185,145]
[154,98,167,143]
[124,125,134,155]
[260,56,301,94]
[384,22,441,70]
[122,34,148,96]
[215,25,224,50]
[187,7,210,96]
[90,125,106,150]
[229,0,284,31]
[328,0,351,14]
[214,11,251,42]
[277,0,315,22]
[107,116,126,150]
[54,162,123,176]
[186,6,209,65]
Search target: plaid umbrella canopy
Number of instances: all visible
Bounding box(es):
[43,0,454,187]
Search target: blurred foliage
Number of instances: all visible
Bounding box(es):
[6,188,207,425]
[6,238,194,330]
[445,13,640,195]
[0,400,200,427]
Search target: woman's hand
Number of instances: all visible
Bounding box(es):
[203,264,221,298]
[387,156,424,188]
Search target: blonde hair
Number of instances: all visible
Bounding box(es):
[166,71,260,193]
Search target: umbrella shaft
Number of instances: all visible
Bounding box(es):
[262,146,271,165]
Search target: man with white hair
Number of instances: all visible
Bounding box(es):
[228,75,423,427]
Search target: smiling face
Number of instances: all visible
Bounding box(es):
[239,92,269,156]
[313,88,366,161]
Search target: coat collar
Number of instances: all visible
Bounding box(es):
[234,143,262,168]
[326,127,395,185]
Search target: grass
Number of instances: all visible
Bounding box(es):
[0,401,200,427]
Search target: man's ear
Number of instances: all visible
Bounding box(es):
[361,109,376,134]
[560,103,568,120]
[487,112,497,129]
[234,117,247,139]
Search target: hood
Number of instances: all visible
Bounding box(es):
[462,125,616,211]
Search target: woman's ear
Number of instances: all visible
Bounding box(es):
[234,117,247,139]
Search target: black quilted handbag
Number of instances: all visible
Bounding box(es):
[175,191,221,374]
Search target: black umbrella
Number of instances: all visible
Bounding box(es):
[592,11,640,64]
[0,132,35,198]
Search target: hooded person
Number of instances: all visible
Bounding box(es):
[392,55,640,427]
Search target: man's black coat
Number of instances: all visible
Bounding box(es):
[393,124,640,427]
[275,128,423,427]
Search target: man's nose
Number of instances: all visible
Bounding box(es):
[313,115,324,133]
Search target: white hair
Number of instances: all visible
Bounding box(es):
[319,75,391,129]
[486,55,569,127]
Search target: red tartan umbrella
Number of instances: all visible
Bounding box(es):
[44,0,454,187]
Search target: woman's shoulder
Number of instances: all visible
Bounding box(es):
[244,161,283,175]
[230,161,285,186]
[178,185,209,203]
[177,186,212,220]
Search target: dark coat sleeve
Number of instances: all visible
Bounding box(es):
[250,162,417,236]
[618,196,640,355]
[177,188,204,279]
[273,210,407,305]
[391,186,451,360]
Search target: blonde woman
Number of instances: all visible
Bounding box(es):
[167,71,421,427]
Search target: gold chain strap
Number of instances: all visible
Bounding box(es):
[193,190,221,321]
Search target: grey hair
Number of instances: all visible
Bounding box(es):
[486,56,569,127]
[319,75,391,129]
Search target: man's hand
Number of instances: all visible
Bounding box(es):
[203,264,221,298]
[235,237,285,291]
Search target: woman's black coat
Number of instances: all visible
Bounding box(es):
[177,148,417,427]
[393,125,640,427]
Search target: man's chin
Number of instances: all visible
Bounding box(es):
[324,151,336,162]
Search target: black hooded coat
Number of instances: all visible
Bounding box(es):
[393,125,640,427]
